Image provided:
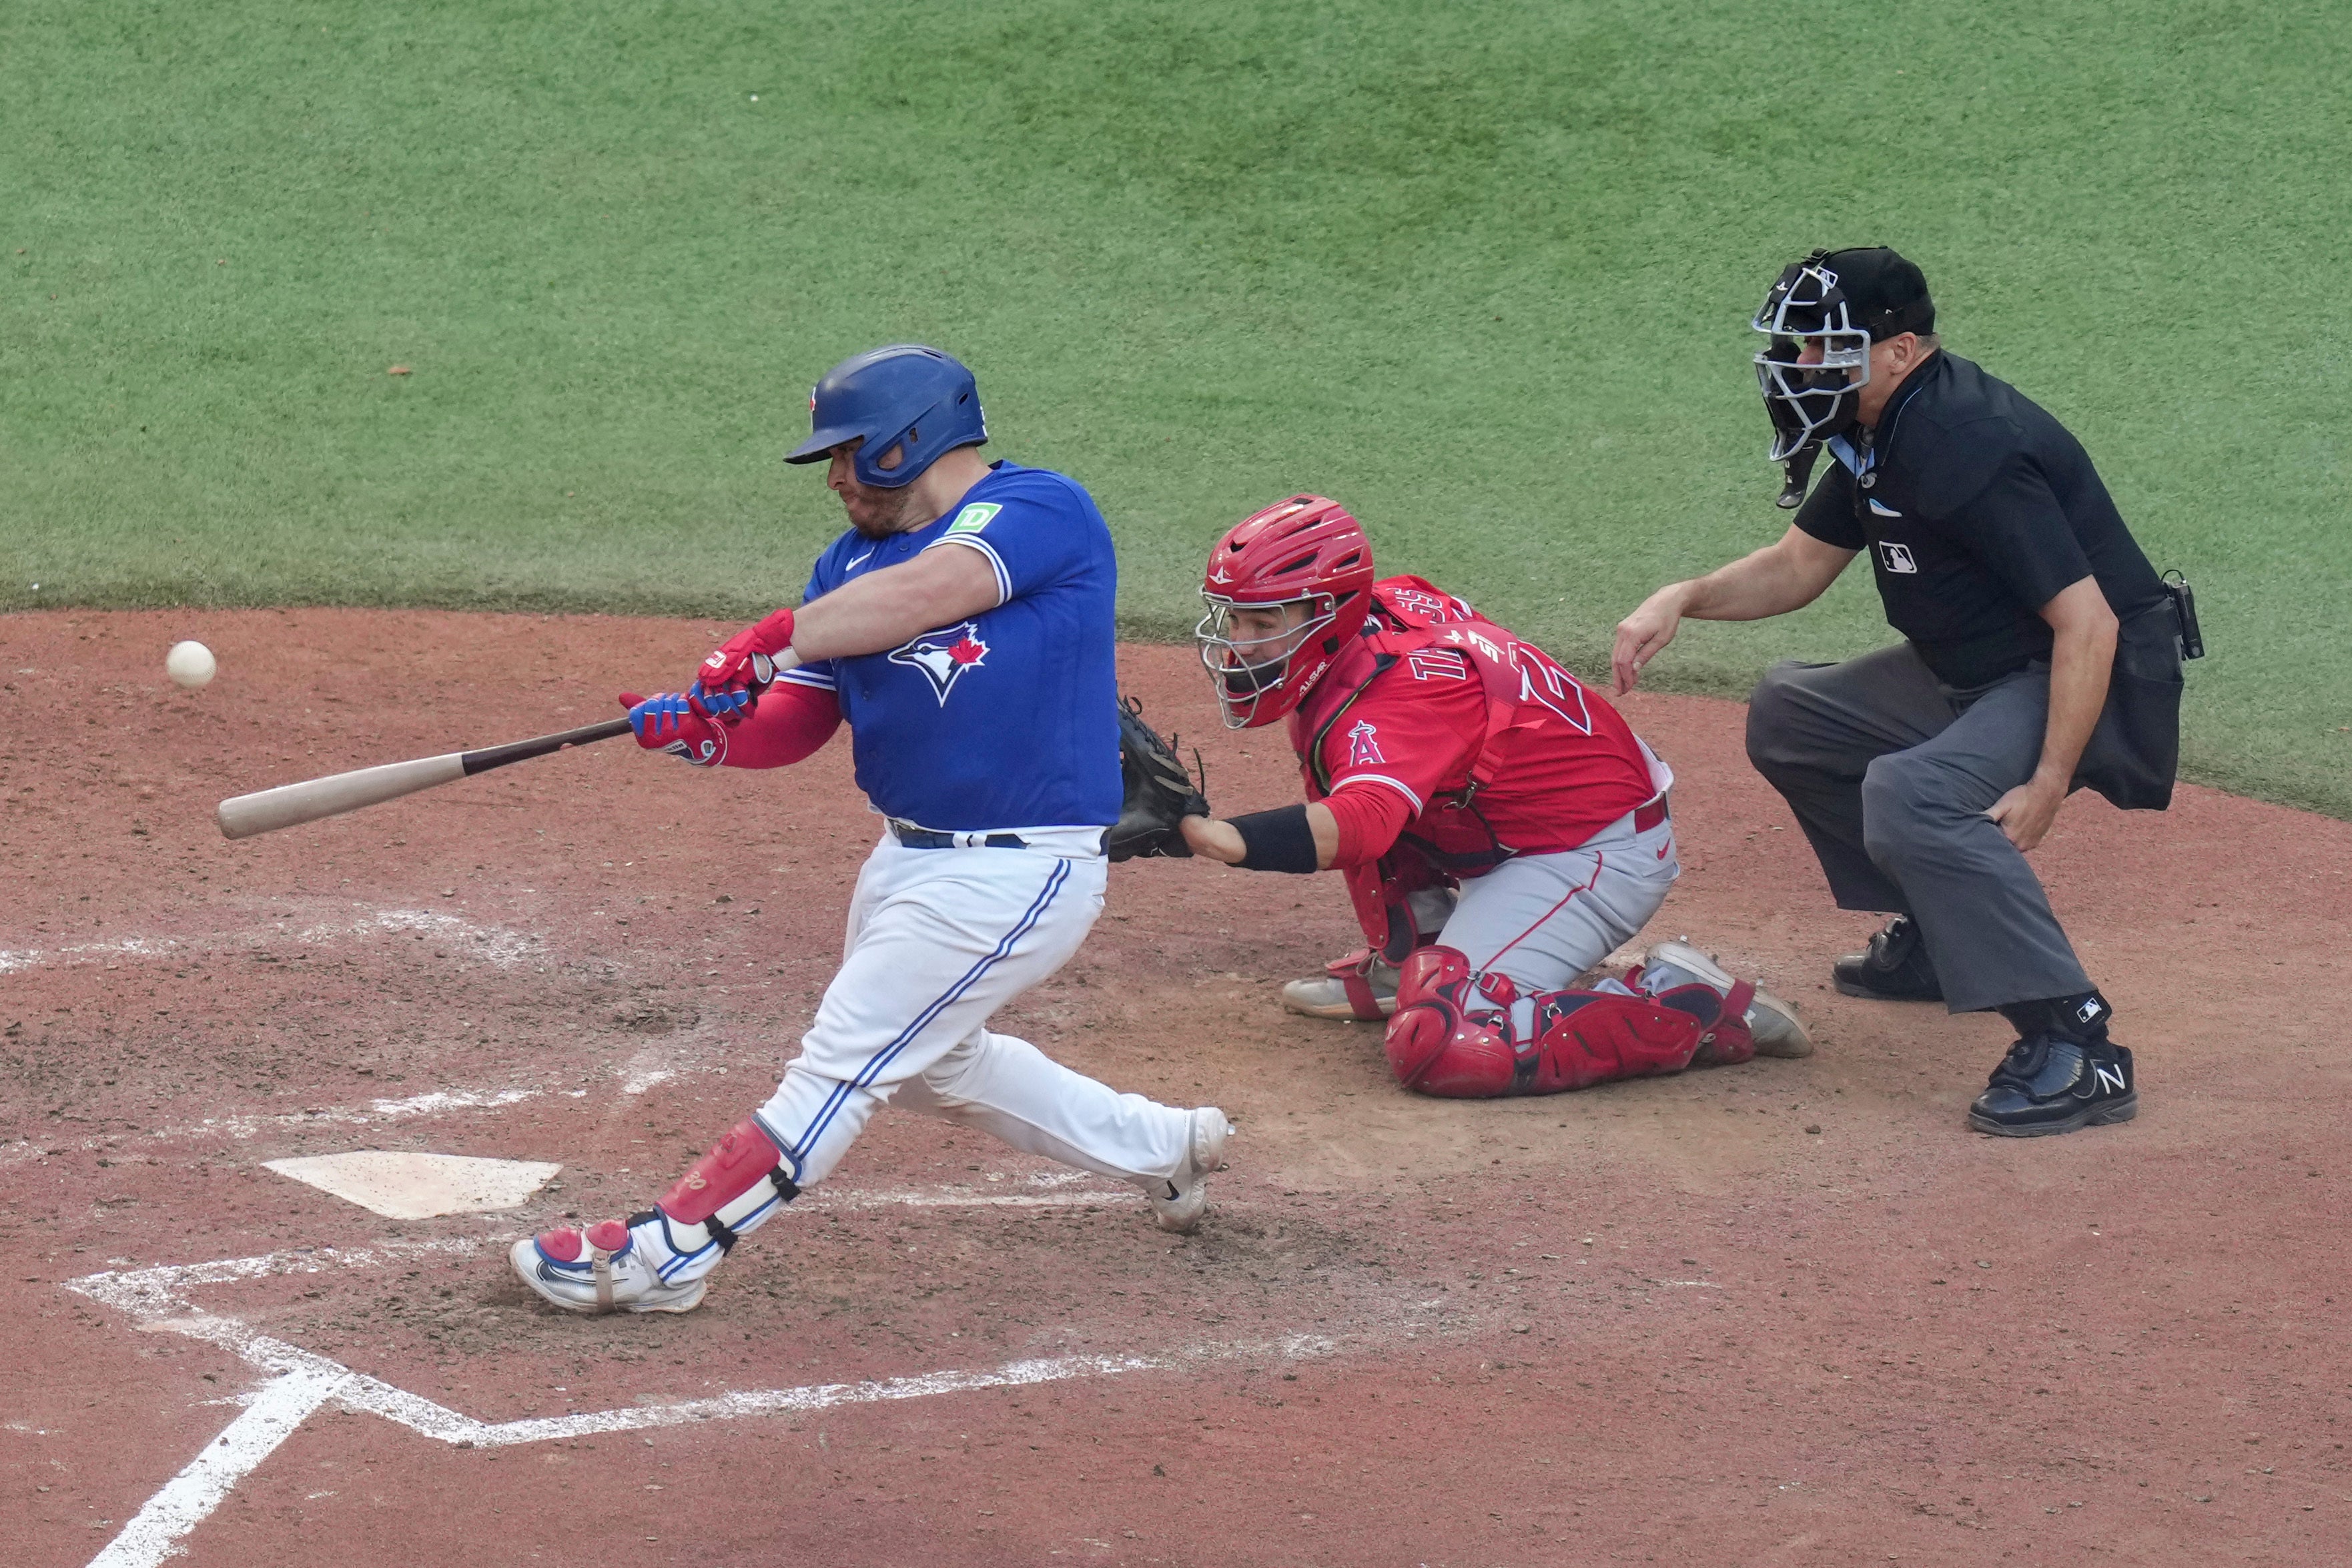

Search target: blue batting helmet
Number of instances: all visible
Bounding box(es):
[783,344,988,488]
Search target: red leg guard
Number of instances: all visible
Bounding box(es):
[1387,949,1757,1098]
[1385,947,1519,1097]
[655,1118,795,1224]
[1520,990,1705,1090]
[1647,980,1758,1067]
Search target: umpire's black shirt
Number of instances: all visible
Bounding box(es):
[1794,352,2167,689]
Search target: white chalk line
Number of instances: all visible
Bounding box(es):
[21,1058,720,1160]
[815,1186,1138,1210]
[151,1086,544,1144]
[0,906,539,978]
[67,1226,1332,1568]
[85,1362,352,1568]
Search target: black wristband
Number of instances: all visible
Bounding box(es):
[1229,805,1319,873]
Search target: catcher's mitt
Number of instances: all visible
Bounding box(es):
[1107,696,1210,862]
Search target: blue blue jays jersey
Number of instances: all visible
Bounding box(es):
[775,461,1122,831]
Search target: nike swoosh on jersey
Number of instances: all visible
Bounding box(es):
[846,549,876,570]
[1868,499,1904,517]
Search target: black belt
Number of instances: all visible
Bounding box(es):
[890,823,1027,850]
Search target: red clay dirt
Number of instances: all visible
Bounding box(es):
[3,607,2348,1567]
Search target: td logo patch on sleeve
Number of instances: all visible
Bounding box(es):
[944,502,1002,536]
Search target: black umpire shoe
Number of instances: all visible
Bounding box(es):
[1967,1035,2137,1136]
[1832,915,1944,1002]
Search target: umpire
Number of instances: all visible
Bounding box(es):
[1611,247,2193,1137]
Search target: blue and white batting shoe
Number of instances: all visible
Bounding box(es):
[1147,1108,1232,1235]
[510,1214,711,1315]
[1638,941,1814,1058]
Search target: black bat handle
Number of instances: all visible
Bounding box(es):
[459,717,635,777]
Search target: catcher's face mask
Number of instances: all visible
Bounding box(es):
[1752,254,1871,462]
[1194,595,1333,730]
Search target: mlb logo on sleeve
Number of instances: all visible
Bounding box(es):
[1878,540,1920,574]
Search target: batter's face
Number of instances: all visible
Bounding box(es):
[825,438,922,538]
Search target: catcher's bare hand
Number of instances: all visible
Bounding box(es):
[1611,584,1689,696]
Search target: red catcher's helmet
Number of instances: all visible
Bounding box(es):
[1195,494,1376,729]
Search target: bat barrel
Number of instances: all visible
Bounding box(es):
[217,754,466,841]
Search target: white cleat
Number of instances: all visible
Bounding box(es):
[1641,941,1814,1058]
[1147,1107,1232,1234]
[510,1218,711,1315]
[1280,954,1399,1020]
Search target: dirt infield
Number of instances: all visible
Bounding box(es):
[5,608,2349,1567]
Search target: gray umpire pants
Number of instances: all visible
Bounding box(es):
[1743,643,2097,1014]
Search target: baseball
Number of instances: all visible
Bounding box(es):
[165,639,216,688]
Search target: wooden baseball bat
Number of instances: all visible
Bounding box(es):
[217,716,634,840]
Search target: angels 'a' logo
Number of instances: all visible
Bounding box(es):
[1346,719,1386,766]
[888,622,990,705]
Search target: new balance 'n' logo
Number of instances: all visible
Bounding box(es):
[2092,1064,2127,1095]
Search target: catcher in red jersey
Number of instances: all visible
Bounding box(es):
[1176,495,1813,1098]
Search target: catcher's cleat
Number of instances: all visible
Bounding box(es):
[1832,915,1943,1002]
[1281,949,1399,1021]
[1146,1106,1231,1234]
[1637,941,1814,1058]
[510,1218,711,1315]
[1968,1036,2136,1137]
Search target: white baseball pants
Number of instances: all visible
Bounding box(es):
[753,834,1193,1189]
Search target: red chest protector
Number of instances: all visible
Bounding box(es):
[1290,576,1652,959]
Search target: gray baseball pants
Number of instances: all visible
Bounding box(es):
[1743,643,2101,1014]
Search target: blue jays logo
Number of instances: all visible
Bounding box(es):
[889,621,990,705]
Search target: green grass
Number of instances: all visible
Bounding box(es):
[3,1,2347,813]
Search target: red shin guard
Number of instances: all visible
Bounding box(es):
[657,1118,795,1226]
[1385,948,1755,1098]
[1385,947,1518,1096]
[1643,978,1757,1067]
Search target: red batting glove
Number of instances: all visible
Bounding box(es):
[619,692,727,766]
[698,606,797,695]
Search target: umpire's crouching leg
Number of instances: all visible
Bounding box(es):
[1741,657,1911,914]
[1854,735,2094,1014]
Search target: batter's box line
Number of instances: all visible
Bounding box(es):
[0,904,542,979]
[69,1224,1332,1568]
[81,1054,723,1152]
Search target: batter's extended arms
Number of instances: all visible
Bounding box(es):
[216,717,633,840]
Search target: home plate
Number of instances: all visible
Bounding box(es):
[263,1152,561,1219]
